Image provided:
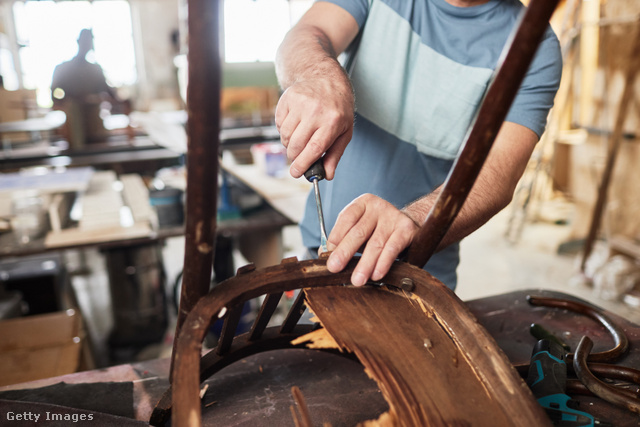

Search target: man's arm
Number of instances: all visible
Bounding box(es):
[325,121,538,286]
[275,2,360,179]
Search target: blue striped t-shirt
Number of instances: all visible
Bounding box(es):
[300,0,562,289]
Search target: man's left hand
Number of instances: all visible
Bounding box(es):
[325,194,420,286]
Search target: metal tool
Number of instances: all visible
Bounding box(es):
[304,158,328,252]
[526,339,598,426]
[530,323,571,352]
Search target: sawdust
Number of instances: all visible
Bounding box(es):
[290,328,342,350]
[357,409,398,427]
[408,293,433,318]
[301,264,329,274]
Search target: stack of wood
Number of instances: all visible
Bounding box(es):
[45,171,156,247]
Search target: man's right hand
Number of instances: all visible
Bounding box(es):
[274,2,360,180]
[275,74,354,180]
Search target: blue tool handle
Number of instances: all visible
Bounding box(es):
[527,339,567,396]
[527,339,595,427]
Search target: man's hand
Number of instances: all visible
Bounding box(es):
[325,194,420,286]
[274,2,359,180]
[275,75,353,180]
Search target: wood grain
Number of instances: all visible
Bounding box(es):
[305,285,550,426]
[169,257,549,426]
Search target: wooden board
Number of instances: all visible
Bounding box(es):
[303,285,550,426]
[44,223,151,248]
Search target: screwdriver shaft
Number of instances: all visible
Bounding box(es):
[311,178,328,252]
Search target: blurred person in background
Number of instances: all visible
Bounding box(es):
[51,28,129,147]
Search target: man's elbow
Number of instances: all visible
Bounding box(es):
[498,190,515,213]
[495,179,522,214]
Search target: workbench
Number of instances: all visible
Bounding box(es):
[0,136,182,175]
[0,289,637,426]
[0,160,295,368]
[0,207,291,260]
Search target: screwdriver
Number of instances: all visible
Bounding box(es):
[304,158,328,252]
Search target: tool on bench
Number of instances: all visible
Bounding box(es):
[527,339,599,427]
[304,157,328,252]
[530,323,571,352]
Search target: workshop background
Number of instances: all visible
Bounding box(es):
[0,0,639,388]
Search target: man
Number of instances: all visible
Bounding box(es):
[275,0,562,290]
[51,29,125,145]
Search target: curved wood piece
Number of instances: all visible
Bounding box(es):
[527,295,629,362]
[407,0,561,267]
[573,336,640,414]
[303,285,548,426]
[170,258,548,426]
[151,324,355,426]
[585,363,640,386]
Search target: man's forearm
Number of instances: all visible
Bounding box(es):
[402,122,537,252]
[274,5,359,179]
[275,25,351,92]
[402,177,510,252]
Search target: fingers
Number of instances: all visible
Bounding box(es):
[274,81,354,179]
[287,115,350,178]
[369,222,415,281]
[326,197,370,275]
[275,95,299,150]
[326,195,417,287]
[274,96,289,133]
[323,128,352,180]
[289,127,328,178]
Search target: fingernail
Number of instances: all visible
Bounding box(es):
[326,255,339,272]
[352,272,366,287]
[290,165,300,177]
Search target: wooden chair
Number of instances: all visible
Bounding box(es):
[158,0,564,425]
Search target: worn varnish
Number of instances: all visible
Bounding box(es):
[168,259,549,426]
[166,0,564,423]
[303,285,549,426]
[170,0,222,381]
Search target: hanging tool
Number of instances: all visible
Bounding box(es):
[304,158,328,252]
[526,339,600,426]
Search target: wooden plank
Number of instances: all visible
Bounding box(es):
[44,223,151,248]
[120,173,156,224]
[303,286,549,426]
[170,258,549,426]
[579,0,600,125]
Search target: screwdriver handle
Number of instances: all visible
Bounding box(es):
[304,158,326,182]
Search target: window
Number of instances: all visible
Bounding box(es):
[12,0,136,107]
[223,0,312,63]
[0,34,19,90]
